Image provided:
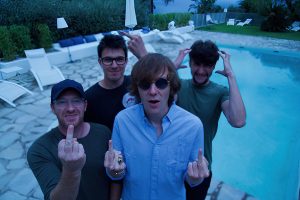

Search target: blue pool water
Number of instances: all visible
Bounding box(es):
[179,46,300,200]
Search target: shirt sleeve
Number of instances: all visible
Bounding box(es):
[220,85,229,103]
[27,142,61,200]
[185,122,205,187]
[190,122,204,161]
[112,116,123,153]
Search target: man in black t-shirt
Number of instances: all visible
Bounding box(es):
[84,33,148,200]
[84,34,147,130]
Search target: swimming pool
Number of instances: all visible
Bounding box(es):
[179,45,300,200]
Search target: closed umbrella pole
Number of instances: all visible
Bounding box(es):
[125,0,137,29]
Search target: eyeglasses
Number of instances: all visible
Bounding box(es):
[138,78,170,90]
[53,98,85,108]
[101,56,126,66]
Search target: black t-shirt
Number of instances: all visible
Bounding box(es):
[84,76,131,130]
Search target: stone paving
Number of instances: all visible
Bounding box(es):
[0,30,299,200]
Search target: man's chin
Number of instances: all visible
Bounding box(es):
[193,77,209,86]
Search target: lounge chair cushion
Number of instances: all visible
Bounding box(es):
[58,39,74,47]
[141,27,150,34]
[84,35,97,43]
[71,36,85,45]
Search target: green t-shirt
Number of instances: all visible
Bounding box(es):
[177,79,229,169]
[27,123,111,200]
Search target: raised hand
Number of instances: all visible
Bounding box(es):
[215,50,234,77]
[187,149,209,182]
[120,31,147,59]
[104,140,126,174]
[174,48,191,69]
[58,125,86,173]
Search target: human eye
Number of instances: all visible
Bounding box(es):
[72,98,83,106]
[102,57,112,64]
[116,57,125,61]
[55,99,67,106]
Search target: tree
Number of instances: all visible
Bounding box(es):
[149,0,174,13]
[188,0,217,14]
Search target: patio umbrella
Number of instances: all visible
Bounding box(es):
[125,0,137,29]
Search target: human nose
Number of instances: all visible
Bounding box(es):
[111,59,118,68]
[148,83,158,95]
[65,101,76,110]
[195,65,205,73]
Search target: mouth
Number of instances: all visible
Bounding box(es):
[65,114,78,121]
[148,100,159,105]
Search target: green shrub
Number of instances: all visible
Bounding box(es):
[0,0,152,43]
[260,4,289,32]
[174,13,192,27]
[36,24,53,49]
[9,25,33,57]
[0,26,17,61]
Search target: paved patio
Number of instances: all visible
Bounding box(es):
[0,30,299,200]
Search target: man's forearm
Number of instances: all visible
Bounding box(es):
[50,170,81,200]
[227,74,246,127]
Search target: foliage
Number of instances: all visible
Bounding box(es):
[227,5,244,12]
[238,0,299,32]
[188,0,221,14]
[0,26,17,61]
[260,4,290,32]
[35,24,53,49]
[149,13,191,30]
[0,0,151,40]
[198,24,300,41]
[238,0,258,13]
[285,0,300,21]
[9,25,33,57]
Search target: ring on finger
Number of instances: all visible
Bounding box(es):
[65,140,72,146]
[117,156,123,164]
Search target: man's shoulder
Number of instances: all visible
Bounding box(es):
[89,122,111,134]
[209,81,227,90]
[116,104,140,119]
[180,79,192,88]
[85,82,100,95]
[27,129,59,156]
[171,105,202,124]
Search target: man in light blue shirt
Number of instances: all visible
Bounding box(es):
[104,53,209,200]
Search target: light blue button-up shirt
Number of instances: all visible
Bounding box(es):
[112,103,204,200]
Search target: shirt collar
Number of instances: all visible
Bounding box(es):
[138,102,176,124]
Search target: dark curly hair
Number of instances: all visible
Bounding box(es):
[130,53,181,106]
[189,40,219,67]
[97,34,128,58]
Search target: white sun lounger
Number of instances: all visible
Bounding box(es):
[227,19,235,26]
[25,48,65,91]
[0,80,32,107]
[237,19,252,26]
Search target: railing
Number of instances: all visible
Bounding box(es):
[192,12,263,28]
[192,13,226,28]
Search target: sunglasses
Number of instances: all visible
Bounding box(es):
[138,78,170,90]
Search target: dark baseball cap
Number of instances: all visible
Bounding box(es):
[51,79,85,103]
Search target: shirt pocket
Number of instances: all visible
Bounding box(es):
[166,138,189,182]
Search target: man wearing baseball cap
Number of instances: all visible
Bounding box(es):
[27,79,111,200]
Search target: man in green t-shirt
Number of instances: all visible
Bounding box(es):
[175,40,246,200]
[27,79,111,200]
